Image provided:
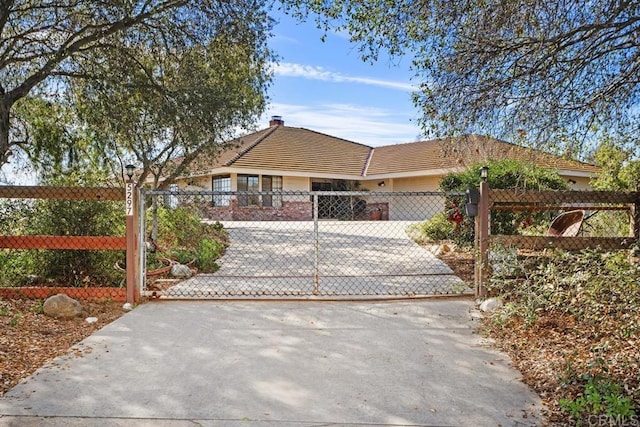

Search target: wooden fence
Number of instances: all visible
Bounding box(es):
[0,185,139,302]
[475,182,640,296]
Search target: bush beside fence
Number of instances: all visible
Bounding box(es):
[0,186,129,301]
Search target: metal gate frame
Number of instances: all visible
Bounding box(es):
[138,189,470,299]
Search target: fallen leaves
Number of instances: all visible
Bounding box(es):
[0,299,124,396]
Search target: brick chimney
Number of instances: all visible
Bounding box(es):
[269,115,284,127]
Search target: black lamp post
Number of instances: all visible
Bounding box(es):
[480,165,489,182]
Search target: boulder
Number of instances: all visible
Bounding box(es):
[43,294,83,319]
[171,263,193,279]
[479,297,503,313]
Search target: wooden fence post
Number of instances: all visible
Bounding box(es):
[125,181,137,303]
[475,180,490,297]
[631,195,640,241]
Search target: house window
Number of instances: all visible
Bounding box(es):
[262,175,282,207]
[212,175,231,206]
[237,174,259,206]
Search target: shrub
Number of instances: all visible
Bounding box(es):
[489,249,640,326]
[0,172,125,287]
[439,159,568,245]
[415,212,455,243]
[195,238,225,272]
[149,207,228,273]
[487,249,640,418]
[154,206,203,249]
[559,375,636,422]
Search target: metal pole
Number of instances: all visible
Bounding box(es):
[138,187,147,296]
[313,193,319,295]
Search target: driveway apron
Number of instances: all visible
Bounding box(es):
[0,300,543,426]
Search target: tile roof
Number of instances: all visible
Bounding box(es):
[188,127,599,177]
[192,125,372,176]
[366,134,600,175]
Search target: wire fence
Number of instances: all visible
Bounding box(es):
[140,190,473,298]
[479,187,640,293]
[0,186,128,301]
[5,184,634,301]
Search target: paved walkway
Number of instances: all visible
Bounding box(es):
[167,221,469,297]
[0,300,542,426]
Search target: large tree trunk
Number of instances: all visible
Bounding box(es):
[0,100,10,168]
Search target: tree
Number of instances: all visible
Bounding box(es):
[590,140,640,191]
[281,0,640,156]
[73,31,273,189]
[0,1,274,171]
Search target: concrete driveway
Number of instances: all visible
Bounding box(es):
[167,221,469,297]
[0,300,542,426]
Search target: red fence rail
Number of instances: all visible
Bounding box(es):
[0,185,138,302]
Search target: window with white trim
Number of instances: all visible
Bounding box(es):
[212,175,231,207]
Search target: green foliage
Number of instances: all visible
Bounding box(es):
[591,141,640,191]
[489,249,640,328]
[412,212,455,243]
[9,315,20,328]
[155,207,203,249]
[560,375,636,423]
[488,249,640,418]
[30,300,44,315]
[195,238,225,273]
[1,1,275,171]
[282,0,640,155]
[0,172,125,287]
[439,159,568,245]
[150,207,227,274]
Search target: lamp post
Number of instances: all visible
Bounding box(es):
[480,165,489,182]
[125,164,135,181]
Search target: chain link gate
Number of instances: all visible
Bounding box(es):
[139,189,472,298]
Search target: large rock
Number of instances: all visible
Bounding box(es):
[43,294,84,319]
[479,297,504,313]
[171,263,193,279]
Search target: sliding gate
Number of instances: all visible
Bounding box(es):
[140,190,471,298]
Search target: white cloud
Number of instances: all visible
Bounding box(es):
[261,102,423,146]
[273,62,415,92]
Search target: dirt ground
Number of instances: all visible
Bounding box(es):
[437,249,475,284]
[0,299,126,396]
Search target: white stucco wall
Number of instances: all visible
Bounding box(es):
[284,176,310,191]
[391,176,442,191]
[563,175,592,190]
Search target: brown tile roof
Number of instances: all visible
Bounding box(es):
[188,126,277,172]
[188,128,598,177]
[365,135,599,176]
[226,126,372,175]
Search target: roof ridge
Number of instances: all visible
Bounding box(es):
[362,147,375,176]
[294,126,373,149]
[225,126,279,166]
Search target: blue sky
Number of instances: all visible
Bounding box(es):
[258,10,424,147]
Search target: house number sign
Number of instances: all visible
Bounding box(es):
[125,183,134,216]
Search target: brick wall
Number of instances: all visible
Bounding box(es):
[200,200,388,221]
[202,200,313,221]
